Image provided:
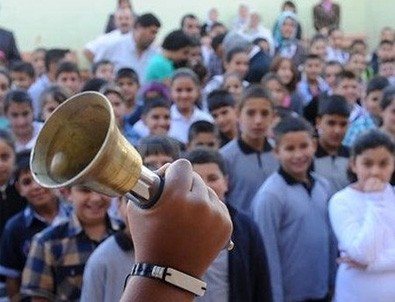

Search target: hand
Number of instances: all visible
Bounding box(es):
[126,158,233,278]
[362,177,386,192]
[337,252,367,270]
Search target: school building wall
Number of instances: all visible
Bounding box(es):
[0,0,394,68]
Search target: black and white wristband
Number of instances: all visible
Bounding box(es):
[125,263,207,297]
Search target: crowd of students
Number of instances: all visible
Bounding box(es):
[0,0,394,301]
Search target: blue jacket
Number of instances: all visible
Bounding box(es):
[228,205,272,302]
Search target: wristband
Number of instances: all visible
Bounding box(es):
[126,263,207,297]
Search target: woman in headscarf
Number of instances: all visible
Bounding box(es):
[273,11,306,68]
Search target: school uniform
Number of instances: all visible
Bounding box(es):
[251,168,336,302]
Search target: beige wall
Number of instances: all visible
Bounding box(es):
[0,0,394,67]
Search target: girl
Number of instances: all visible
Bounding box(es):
[329,129,395,301]
[40,84,71,122]
[204,46,250,96]
[0,129,26,236]
[273,11,306,67]
[221,72,244,102]
[269,57,303,114]
[168,68,213,144]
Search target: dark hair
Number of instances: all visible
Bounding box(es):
[310,34,327,46]
[325,60,343,70]
[10,61,35,79]
[180,14,198,28]
[379,39,394,47]
[380,85,395,110]
[211,33,226,51]
[350,39,366,50]
[225,46,247,64]
[55,61,80,79]
[282,1,296,12]
[80,78,108,92]
[141,97,171,115]
[207,89,236,112]
[273,116,315,145]
[269,56,299,92]
[0,129,15,151]
[45,48,70,71]
[304,53,322,62]
[138,135,181,160]
[99,83,124,101]
[238,84,274,110]
[4,89,33,113]
[351,128,395,158]
[115,67,139,84]
[40,84,71,107]
[162,30,192,51]
[91,59,113,74]
[317,94,350,117]
[135,13,161,28]
[184,147,227,176]
[14,149,31,181]
[334,70,357,86]
[170,68,200,86]
[366,76,390,95]
[261,72,284,87]
[188,120,219,143]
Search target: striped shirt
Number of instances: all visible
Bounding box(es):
[21,212,121,302]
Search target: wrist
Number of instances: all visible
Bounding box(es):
[125,263,207,297]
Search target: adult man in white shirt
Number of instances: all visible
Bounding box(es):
[84,7,134,63]
[90,13,161,81]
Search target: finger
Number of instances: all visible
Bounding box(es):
[189,171,210,201]
[154,163,171,177]
[164,159,194,195]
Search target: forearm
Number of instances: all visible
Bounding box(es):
[120,276,195,302]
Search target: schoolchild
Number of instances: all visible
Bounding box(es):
[329,129,395,301]
[219,84,278,213]
[251,116,335,302]
[314,94,351,194]
[185,147,272,302]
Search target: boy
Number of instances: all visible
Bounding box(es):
[80,196,134,302]
[91,59,114,82]
[314,95,351,194]
[207,89,238,147]
[137,134,181,170]
[326,27,349,65]
[55,61,82,94]
[251,116,335,302]
[297,54,329,107]
[185,147,272,302]
[115,67,140,115]
[0,151,70,300]
[10,61,36,90]
[333,70,363,123]
[130,97,171,146]
[4,89,43,152]
[378,58,395,85]
[187,120,220,151]
[20,184,121,301]
[219,85,278,213]
[343,75,390,146]
[144,29,193,85]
